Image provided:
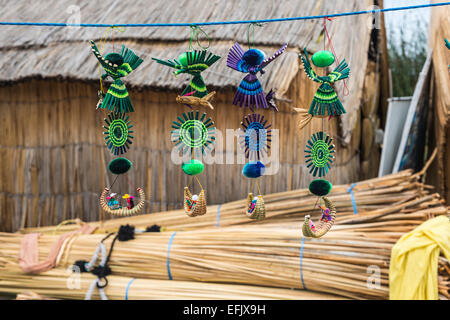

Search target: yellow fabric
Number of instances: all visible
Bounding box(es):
[389,215,450,300]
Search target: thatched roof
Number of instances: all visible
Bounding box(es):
[0,0,376,142]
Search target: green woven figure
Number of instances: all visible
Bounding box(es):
[300,48,350,116]
[152,50,220,98]
[90,40,143,113]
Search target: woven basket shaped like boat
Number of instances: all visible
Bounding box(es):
[184,187,207,217]
[246,193,266,220]
[100,187,146,216]
[302,196,336,238]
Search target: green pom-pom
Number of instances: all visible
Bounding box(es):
[178,52,188,67]
[309,179,332,196]
[182,159,204,176]
[108,157,132,175]
[311,50,335,67]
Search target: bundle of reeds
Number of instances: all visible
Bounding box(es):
[20,168,447,236]
[1,215,448,299]
[0,268,344,300]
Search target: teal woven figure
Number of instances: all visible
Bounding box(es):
[304,131,335,177]
[301,48,349,116]
[90,40,143,113]
[295,48,350,129]
[171,110,216,156]
[152,50,221,98]
[103,112,134,155]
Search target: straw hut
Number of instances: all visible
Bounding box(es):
[428,2,450,203]
[0,0,389,231]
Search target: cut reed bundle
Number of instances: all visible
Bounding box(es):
[0,268,345,300]
[2,216,448,300]
[21,169,446,235]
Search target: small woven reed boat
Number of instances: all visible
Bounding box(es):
[302,196,336,238]
[246,193,266,220]
[184,187,207,217]
[100,187,145,216]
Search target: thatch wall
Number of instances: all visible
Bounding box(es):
[0,0,387,231]
[428,1,450,203]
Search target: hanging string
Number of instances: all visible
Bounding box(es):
[194,176,203,190]
[109,174,120,190]
[247,22,263,49]
[189,25,210,51]
[255,180,262,196]
[1,2,448,27]
[323,17,349,96]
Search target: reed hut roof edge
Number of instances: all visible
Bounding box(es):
[0,0,380,142]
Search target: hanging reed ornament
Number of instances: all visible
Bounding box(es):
[152,50,220,108]
[294,48,350,129]
[90,40,143,113]
[171,111,215,217]
[103,112,134,155]
[240,113,272,161]
[305,131,335,177]
[227,42,287,110]
[302,196,336,238]
[100,158,146,216]
[242,161,266,220]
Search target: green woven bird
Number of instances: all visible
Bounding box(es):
[152,50,220,98]
[90,40,143,113]
[300,48,350,116]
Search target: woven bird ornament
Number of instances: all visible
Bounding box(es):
[227,42,287,111]
[90,40,143,113]
[294,48,350,129]
[152,50,221,99]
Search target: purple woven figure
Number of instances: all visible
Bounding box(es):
[227,42,287,110]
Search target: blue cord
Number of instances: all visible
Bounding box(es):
[347,183,358,215]
[124,278,136,300]
[216,204,222,227]
[0,3,447,28]
[299,237,307,290]
[166,231,177,280]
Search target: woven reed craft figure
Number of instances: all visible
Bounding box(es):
[90,40,143,113]
[246,193,265,220]
[152,50,220,107]
[100,187,145,216]
[184,187,207,217]
[227,42,287,110]
[295,48,350,129]
[302,196,336,238]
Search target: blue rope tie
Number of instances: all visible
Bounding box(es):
[124,278,136,300]
[299,237,307,290]
[166,231,177,280]
[347,183,358,215]
[0,3,448,28]
[216,204,222,227]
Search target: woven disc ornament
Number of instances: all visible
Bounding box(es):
[304,131,335,177]
[240,113,271,160]
[171,110,215,156]
[103,112,134,155]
